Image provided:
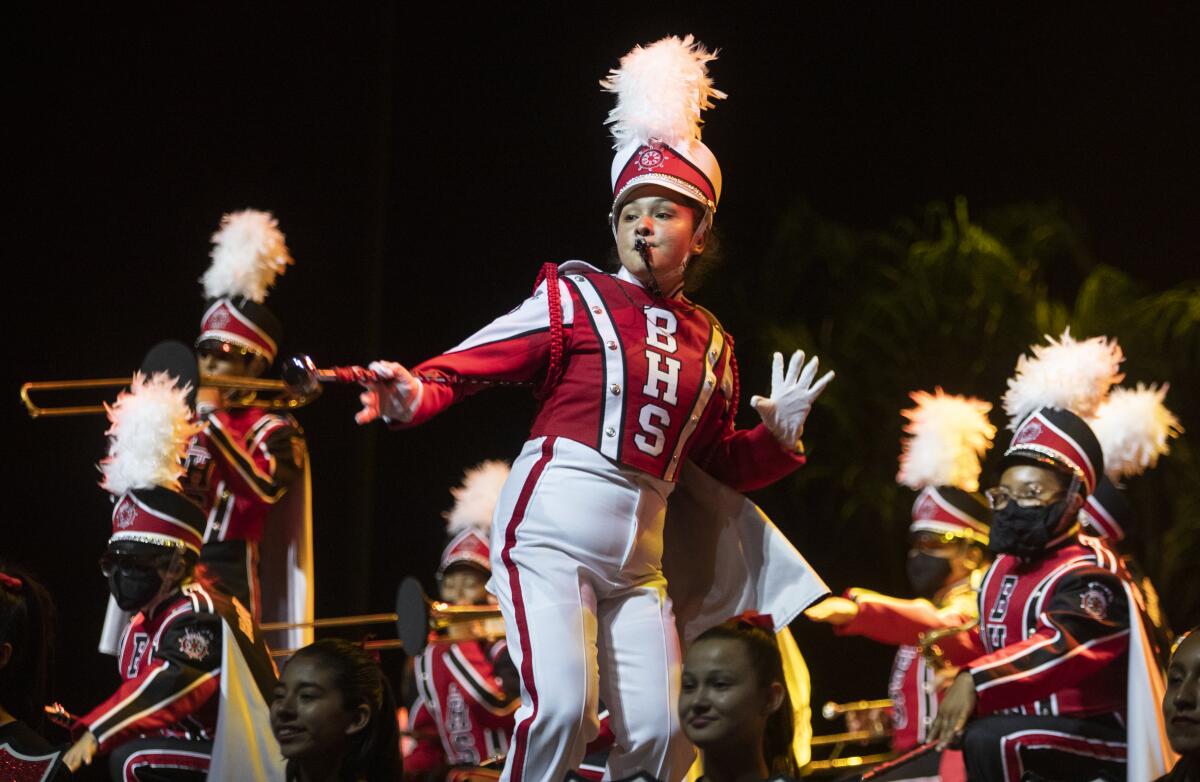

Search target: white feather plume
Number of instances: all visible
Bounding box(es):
[1003,328,1124,430]
[600,34,726,150]
[1089,383,1182,480]
[201,209,293,303]
[100,372,202,495]
[444,460,510,536]
[897,389,996,492]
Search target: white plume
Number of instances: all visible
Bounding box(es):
[201,209,293,303]
[100,372,202,495]
[1003,328,1124,430]
[897,389,996,492]
[1089,383,1183,480]
[444,460,510,536]
[600,34,726,150]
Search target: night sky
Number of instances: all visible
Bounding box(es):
[11,5,1199,728]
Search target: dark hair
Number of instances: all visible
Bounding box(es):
[0,563,55,731]
[693,618,798,776]
[286,639,402,782]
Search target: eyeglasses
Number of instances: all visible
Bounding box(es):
[910,531,965,552]
[197,342,252,361]
[984,485,1065,510]
[99,552,168,578]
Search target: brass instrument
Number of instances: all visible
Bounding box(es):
[805,699,895,775]
[263,599,505,658]
[821,698,894,721]
[918,618,978,670]
[20,372,318,418]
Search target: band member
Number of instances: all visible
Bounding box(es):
[0,564,66,780]
[1082,382,1182,650]
[357,36,834,782]
[928,330,1174,781]
[406,461,520,778]
[62,373,280,780]
[807,389,994,752]
[186,209,313,648]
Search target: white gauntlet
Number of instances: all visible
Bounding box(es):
[750,350,834,450]
[355,361,423,425]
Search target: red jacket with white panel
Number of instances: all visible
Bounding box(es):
[966,536,1130,717]
[403,263,803,490]
[835,581,979,750]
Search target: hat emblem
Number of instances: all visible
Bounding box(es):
[635,147,667,172]
[1014,420,1043,444]
[116,500,138,529]
[208,306,230,329]
[915,495,938,519]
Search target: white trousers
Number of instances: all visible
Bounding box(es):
[489,436,695,782]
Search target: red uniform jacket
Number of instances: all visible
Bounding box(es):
[406,639,519,773]
[404,263,803,491]
[966,536,1130,717]
[835,582,979,751]
[79,582,276,754]
[183,407,304,545]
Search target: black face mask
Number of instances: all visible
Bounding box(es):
[988,498,1072,559]
[108,566,164,611]
[907,552,953,599]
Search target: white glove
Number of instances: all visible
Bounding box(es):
[355,361,424,425]
[750,350,834,449]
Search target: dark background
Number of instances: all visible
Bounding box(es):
[10,3,1199,734]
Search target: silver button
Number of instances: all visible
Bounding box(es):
[691,415,698,423]
[605,427,616,437]
[592,306,604,315]
[709,349,718,360]
[706,379,714,388]
[571,274,584,282]
[610,384,621,396]
[671,455,679,462]
[606,340,618,351]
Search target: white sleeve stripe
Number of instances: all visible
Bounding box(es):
[94,669,220,745]
[448,279,574,354]
[974,629,1130,692]
[89,664,168,730]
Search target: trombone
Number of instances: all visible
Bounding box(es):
[20,373,319,418]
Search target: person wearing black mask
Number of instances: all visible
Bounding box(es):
[807,390,994,756]
[60,372,281,780]
[928,403,1173,779]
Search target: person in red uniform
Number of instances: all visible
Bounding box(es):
[185,209,311,648]
[808,389,994,755]
[61,373,279,780]
[356,36,834,782]
[405,462,520,778]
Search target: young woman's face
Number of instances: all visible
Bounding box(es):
[270,655,369,761]
[614,185,705,294]
[1164,632,1200,755]
[679,637,780,752]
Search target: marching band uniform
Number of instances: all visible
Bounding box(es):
[944,332,1174,781]
[188,210,313,650]
[67,373,281,781]
[833,391,994,755]
[362,36,832,782]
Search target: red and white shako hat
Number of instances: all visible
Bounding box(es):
[438,460,511,578]
[196,209,293,362]
[1001,329,1124,495]
[601,35,726,234]
[100,373,206,554]
[1081,383,1182,540]
[897,389,995,545]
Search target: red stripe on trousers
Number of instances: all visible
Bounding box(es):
[1002,730,1126,782]
[502,437,556,782]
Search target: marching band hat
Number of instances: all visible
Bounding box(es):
[197,209,293,362]
[1079,476,1134,541]
[602,35,725,231]
[438,461,510,578]
[897,389,995,544]
[100,373,205,554]
[1002,406,1105,495]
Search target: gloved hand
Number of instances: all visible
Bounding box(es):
[355,361,423,425]
[750,350,834,450]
